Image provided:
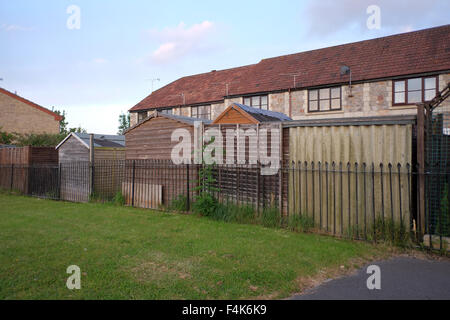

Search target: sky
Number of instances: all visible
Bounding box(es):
[0,0,449,134]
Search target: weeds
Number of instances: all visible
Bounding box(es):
[287,214,315,233]
[169,194,188,212]
[113,191,125,206]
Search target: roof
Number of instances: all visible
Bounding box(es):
[55,132,125,150]
[0,144,16,149]
[131,64,254,111]
[235,104,292,122]
[130,24,450,112]
[0,87,63,121]
[213,103,291,124]
[124,111,211,134]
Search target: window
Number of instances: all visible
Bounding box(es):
[138,111,147,123]
[393,76,438,105]
[158,108,173,115]
[243,95,268,110]
[191,105,211,120]
[308,87,341,112]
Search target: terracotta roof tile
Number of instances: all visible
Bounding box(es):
[130,24,450,112]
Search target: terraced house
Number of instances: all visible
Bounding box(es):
[129,25,450,130]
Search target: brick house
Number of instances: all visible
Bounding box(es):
[0,87,62,135]
[129,25,450,130]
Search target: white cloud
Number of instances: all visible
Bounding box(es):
[303,0,450,37]
[92,58,108,64]
[0,24,33,32]
[148,21,217,63]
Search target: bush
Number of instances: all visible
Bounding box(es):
[192,192,219,217]
[15,133,66,147]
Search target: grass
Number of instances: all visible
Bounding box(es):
[0,193,389,300]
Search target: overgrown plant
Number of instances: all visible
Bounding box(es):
[287,214,315,233]
[192,137,219,216]
[366,217,411,247]
[113,191,125,206]
[259,206,281,228]
[170,195,188,212]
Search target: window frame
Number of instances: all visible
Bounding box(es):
[392,76,439,106]
[243,95,269,110]
[158,108,173,115]
[307,86,342,113]
[137,111,147,123]
[191,105,211,120]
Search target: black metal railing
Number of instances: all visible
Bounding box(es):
[0,159,448,251]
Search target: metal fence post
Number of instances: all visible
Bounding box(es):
[131,160,136,207]
[186,163,190,212]
[10,163,14,190]
[58,163,62,200]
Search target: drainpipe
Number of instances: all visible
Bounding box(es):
[288,88,292,118]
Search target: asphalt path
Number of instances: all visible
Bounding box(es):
[291,256,450,300]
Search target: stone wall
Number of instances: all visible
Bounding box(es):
[129,72,449,123]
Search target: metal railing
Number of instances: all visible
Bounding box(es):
[0,159,448,250]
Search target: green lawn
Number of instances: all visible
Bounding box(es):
[0,193,389,299]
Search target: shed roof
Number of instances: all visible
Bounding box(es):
[124,111,211,134]
[55,132,125,150]
[212,103,291,124]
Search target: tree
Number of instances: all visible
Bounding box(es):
[118,112,130,135]
[54,109,86,135]
[14,133,67,147]
[54,109,68,134]
[68,127,87,134]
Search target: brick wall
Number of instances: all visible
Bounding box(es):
[0,91,60,134]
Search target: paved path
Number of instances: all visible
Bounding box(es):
[291,256,450,300]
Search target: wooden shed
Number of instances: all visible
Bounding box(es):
[125,111,211,160]
[55,133,125,202]
[56,132,125,163]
